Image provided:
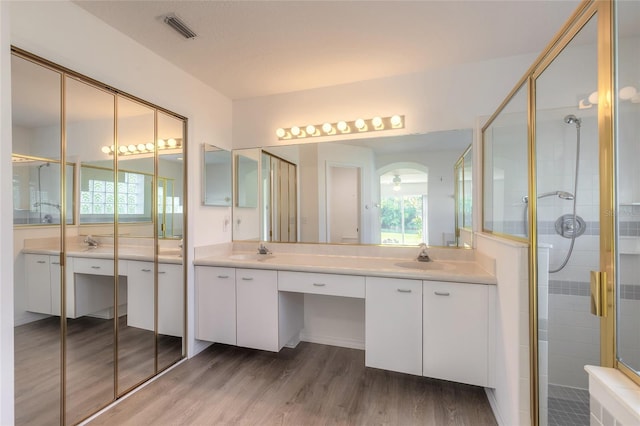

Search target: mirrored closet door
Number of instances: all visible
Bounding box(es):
[12,49,187,425]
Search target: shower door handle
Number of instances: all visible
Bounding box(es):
[590,270,607,317]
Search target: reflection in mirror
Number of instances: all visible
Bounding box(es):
[233,130,472,247]
[115,96,155,395]
[261,151,297,242]
[202,144,232,206]
[454,144,473,247]
[65,75,116,425]
[235,152,259,208]
[232,149,261,241]
[12,156,74,225]
[12,54,63,426]
[156,111,184,371]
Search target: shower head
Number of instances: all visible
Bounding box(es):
[37,162,50,170]
[564,114,581,127]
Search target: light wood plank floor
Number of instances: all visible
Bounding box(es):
[90,342,497,425]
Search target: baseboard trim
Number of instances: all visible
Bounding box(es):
[299,331,365,350]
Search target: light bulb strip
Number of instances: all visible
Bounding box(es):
[101,138,183,156]
[276,115,404,140]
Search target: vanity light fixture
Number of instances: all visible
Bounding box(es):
[101,138,183,156]
[275,115,405,140]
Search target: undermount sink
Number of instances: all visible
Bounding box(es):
[228,253,274,261]
[394,260,452,271]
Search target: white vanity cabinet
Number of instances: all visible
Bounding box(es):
[157,263,184,337]
[195,266,237,345]
[127,260,183,337]
[236,268,279,351]
[365,277,422,376]
[25,254,55,314]
[423,280,491,387]
[127,260,155,331]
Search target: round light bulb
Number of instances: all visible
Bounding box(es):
[322,122,333,133]
[101,146,111,154]
[619,86,638,101]
[146,142,154,151]
[306,125,316,135]
[291,126,301,136]
[276,128,286,138]
[110,145,116,152]
[337,121,348,132]
[119,146,128,153]
[390,115,402,127]
[355,118,366,130]
[168,138,177,147]
[137,143,146,151]
[588,91,599,105]
[157,139,166,148]
[372,116,383,128]
[128,144,137,152]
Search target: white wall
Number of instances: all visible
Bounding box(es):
[3,2,233,421]
[0,1,14,422]
[476,233,530,426]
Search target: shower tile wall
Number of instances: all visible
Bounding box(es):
[537,115,600,391]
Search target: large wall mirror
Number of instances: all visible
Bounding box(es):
[232,129,473,247]
[12,50,186,425]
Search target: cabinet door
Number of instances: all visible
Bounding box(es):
[423,281,488,386]
[126,260,155,331]
[50,256,61,316]
[195,266,236,345]
[365,277,422,375]
[236,268,278,352]
[158,263,184,337]
[25,254,52,314]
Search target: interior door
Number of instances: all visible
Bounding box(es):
[327,164,360,244]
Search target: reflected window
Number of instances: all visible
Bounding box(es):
[379,168,428,245]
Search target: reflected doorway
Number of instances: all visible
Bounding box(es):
[326,163,360,244]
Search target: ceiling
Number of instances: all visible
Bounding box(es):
[73,0,582,100]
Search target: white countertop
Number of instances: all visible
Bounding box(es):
[194,251,496,285]
[22,244,183,265]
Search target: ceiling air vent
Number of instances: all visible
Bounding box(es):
[164,14,197,39]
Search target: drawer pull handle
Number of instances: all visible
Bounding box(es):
[36,260,46,264]
[217,275,229,279]
[434,291,450,296]
[141,269,152,272]
[51,262,60,265]
[242,277,254,281]
[158,271,166,274]
[312,283,326,287]
[91,266,101,269]
[397,289,412,293]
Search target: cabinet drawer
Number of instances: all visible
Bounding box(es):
[72,257,115,276]
[278,271,365,298]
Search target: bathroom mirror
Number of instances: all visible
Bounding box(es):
[202,144,232,206]
[454,144,473,247]
[232,129,472,247]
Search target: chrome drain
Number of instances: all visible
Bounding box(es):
[554,214,586,238]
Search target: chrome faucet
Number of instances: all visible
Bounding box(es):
[417,243,431,262]
[84,235,99,248]
[257,244,271,255]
